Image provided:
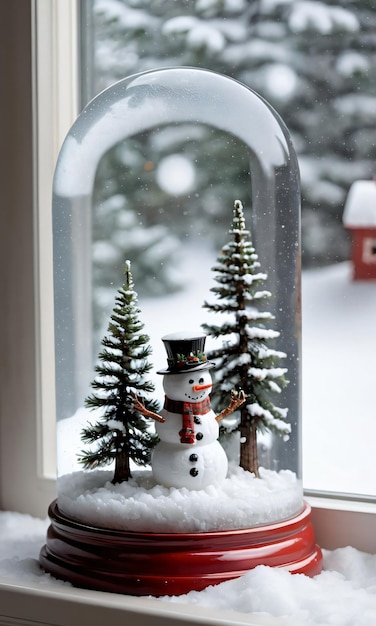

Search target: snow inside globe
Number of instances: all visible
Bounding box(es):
[40,67,322,595]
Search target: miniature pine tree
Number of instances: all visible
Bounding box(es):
[202,200,290,477]
[78,261,159,484]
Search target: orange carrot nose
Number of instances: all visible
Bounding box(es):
[193,383,212,392]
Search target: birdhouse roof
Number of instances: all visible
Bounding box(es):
[343,180,376,228]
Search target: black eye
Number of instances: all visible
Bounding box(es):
[189,379,194,384]
[199,377,204,384]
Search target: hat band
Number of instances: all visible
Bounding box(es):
[167,350,208,371]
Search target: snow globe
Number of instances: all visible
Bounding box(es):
[40,67,322,595]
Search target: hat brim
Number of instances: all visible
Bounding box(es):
[157,361,216,375]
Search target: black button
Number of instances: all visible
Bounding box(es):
[194,416,202,424]
[189,454,198,462]
[190,468,199,477]
[196,432,204,441]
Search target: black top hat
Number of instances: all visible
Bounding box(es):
[157,332,215,375]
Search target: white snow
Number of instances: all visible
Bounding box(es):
[162,16,226,54]
[156,154,196,196]
[161,330,204,341]
[92,240,120,264]
[164,548,376,625]
[288,1,359,35]
[334,94,376,124]
[246,326,280,339]
[0,511,376,624]
[247,366,287,380]
[57,465,302,533]
[263,63,298,102]
[336,51,370,78]
[187,23,225,54]
[247,404,291,435]
[343,180,376,227]
[95,0,154,31]
[302,262,376,496]
[243,271,268,284]
[222,38,290,66]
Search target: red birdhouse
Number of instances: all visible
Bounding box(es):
[343,179,376,280]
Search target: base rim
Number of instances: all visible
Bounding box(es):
[39,500,322,596]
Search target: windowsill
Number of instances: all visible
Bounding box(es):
[306,494,376,554]
[0,578,298,626]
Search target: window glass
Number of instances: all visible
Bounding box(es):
[77,0,376,499]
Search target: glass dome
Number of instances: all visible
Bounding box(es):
[53,67,302,526]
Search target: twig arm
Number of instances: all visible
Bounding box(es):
[216,389,247,423]
[133,394,165,423]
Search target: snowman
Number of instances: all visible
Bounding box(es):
[135,332,245,490]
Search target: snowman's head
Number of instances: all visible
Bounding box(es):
[163,369,212,402]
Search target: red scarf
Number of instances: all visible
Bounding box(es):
[163,396,211,444]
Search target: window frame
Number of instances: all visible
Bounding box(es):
[33,0,79,481]
[0,3,374,624]
[0,0,78,517]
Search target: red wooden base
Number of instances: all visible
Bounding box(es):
[39,500,322,596]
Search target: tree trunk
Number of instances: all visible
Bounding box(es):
[112,449,131,484]
[239,417,259,477]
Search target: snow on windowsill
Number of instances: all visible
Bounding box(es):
[0,510,375,625]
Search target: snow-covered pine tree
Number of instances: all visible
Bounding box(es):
[88,0,376,269]
[78,261,159,484]
[202,200,290,477]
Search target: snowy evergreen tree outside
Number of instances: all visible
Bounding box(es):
[77,0,376,353]
[202,200,290,477]
[92,190,182,335]
[85,0,376,272]
[79,261,159,484]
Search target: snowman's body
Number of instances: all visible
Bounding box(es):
[151,369,228,490]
